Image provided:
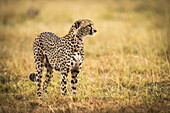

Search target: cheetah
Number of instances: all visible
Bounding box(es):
[29,19,97,98]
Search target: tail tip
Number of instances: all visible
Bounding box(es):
[29,73,36,82]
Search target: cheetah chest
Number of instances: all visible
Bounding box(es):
[71,53,82,70]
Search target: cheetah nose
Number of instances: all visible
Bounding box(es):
[94,30,97,33]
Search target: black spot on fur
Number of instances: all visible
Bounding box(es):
[64,81,67,84]
[72,86,76,90]
[37,92,42,95]
[71,62,74,65]
[62,93,66,96]
[71,80,74,84]
[38,84,41,87]
[75,79,78,83]
[72,75,75,79]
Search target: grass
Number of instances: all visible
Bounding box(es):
[0,0,169,112]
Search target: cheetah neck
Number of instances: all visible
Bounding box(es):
[66,25,87,43]
[68,25,77,35]
[65,31,85,42]
[75,29,87,42]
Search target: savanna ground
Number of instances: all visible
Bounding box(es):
[0,0,169,112]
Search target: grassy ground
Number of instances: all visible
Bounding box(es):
[0,0,169,112]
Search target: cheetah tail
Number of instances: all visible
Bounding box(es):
[29,73,37,82]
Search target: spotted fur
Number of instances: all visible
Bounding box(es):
[29,19,97,98]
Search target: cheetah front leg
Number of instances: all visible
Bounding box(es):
[70,52,83,95]
[71,70,79,94]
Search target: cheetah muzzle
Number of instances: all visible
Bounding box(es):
[29,19,97,98]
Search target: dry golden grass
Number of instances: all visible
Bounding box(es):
[0,0,169,112]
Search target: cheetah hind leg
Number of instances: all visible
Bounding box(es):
[43,62,53,94]
[34,55,45,99]
[29,61,44,99]
[61,72,68,96]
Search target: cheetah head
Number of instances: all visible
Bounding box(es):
[73,19,97,37]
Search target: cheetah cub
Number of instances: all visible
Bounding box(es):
[29,19,97,98]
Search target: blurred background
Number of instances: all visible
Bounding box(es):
[0,0,169,112]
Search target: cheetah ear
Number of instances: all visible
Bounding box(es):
[75,20,81,29]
